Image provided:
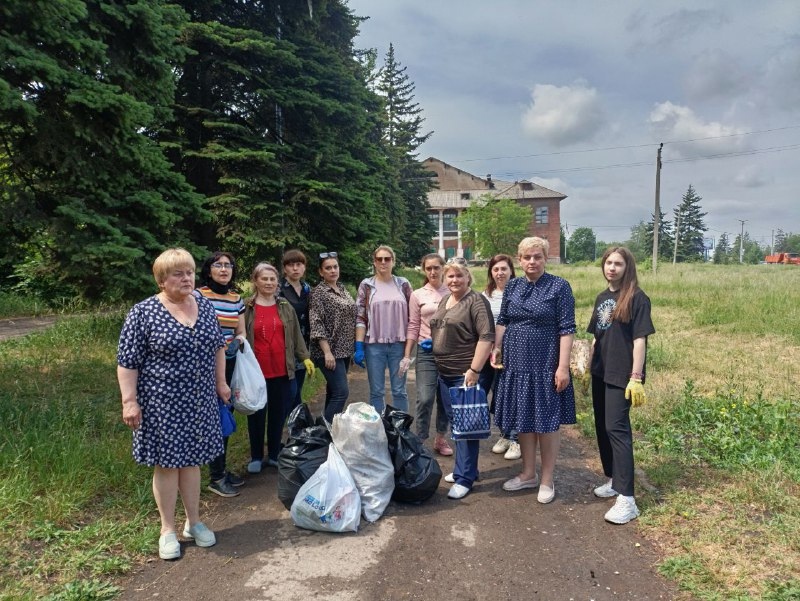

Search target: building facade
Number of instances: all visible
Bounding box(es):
[423,157,567,262]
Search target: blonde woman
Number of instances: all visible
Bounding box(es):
[244,262,313,473]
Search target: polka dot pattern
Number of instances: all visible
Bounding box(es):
[117,295,225,468]
[494,274,577,434]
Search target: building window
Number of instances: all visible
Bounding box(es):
[535,206,548,224]
[443,209,458,236]
[428,212,439,232]
[460,192,471,200]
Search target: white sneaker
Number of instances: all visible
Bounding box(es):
[594,479,617,498]
[504,441,521,460]
[444,472,455,483]
[447,483,470,499]
[604,495,640,524]
[492,437,511,454]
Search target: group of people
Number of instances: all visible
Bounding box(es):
[117,237,654,560]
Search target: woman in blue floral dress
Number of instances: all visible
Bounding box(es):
[491,237,576,504]
[117,248,230,560]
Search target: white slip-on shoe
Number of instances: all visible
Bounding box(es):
[447,483,470,499]
[158,532,180,560]
[183,522,217,547]
[504,441,521,460]
[537,484,555,504]
[502,474,539,491]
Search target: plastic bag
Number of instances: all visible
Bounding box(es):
[330,402,394,522]
[382,405,442,503]
[230,339,267,415]
[278,404,332,510]
[449,384,491,440]
[218,400,237,437]
[290,443,360,533]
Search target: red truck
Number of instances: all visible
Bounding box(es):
[765,252,800,265]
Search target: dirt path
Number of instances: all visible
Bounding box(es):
[117,370,680,601]
[0,315,59,341]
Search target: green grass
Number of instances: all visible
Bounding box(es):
[2,264,800,599]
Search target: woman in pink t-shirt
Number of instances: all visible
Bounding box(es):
[403,253,452,456]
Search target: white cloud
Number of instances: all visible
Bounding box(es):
[521,82,606,147]
[683,49,749,102]
[648,101,749,158]
[733,165,770,188]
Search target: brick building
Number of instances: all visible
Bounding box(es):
[423,157,567,262]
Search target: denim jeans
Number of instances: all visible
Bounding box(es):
[364,341,408,413]
[414,347,449,439]
[247,375,291,462]
[438,370,493,489]
[316,357,351,422]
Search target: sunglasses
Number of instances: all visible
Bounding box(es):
[446,257,467,265]
[319,252,338,259]
[374,256,393,263]
[211,262,234,269]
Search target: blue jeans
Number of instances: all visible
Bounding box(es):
[438,370,493,489]
[414,347,449,439]
[316,357,351,422]
[364,341,408,413]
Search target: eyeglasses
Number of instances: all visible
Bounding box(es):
[319,252,338,259]
[211,262,234,270]
[374,256,393,263]
[446,257,468,265]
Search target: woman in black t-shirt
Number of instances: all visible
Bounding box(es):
[587,247,655,525]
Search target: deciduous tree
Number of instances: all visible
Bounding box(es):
[458,195,531,258]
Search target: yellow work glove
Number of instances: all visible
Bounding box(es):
[625,379,646,407]
[303,358,315,378]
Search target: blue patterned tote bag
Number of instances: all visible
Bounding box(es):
[448,384,490,440]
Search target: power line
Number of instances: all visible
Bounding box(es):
[454,124,800,163]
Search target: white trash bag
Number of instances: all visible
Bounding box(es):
[330,402,394,522]
[230,339,267,415]
[290,443,361,533]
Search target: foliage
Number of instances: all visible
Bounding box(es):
[566,227,597,262]
[626,220,650,262]
[0,0,206,301]
[672,184,708,262]
[458,195,531,258]
[643,208,674,259]
[728,232,765,264]
[773,230,800,254]
[712,232,731,264]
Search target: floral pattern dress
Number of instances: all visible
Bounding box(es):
[117,295,225,468]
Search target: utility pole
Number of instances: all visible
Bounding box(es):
[738,219,747,263]
[672,208,682,265]
[652,143,663,273]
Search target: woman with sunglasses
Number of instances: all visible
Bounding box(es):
[309,252,357,421]
[196,252,246,498]
[402,253,452,456]
[354,245,412,412]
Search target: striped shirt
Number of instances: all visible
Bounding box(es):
[196,287,245,356]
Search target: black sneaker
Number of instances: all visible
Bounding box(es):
[225,472,245,488]
[208,478,240,498]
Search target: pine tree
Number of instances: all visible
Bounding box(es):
[375,44,435,263]
[643,209,674,260]
[0,0,205,300]
[673,185,708,262]
[713,232,730,264]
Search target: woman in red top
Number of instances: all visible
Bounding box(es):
[244,262,313,474]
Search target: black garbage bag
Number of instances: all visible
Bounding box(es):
[277,404,332,510]
[381,405,442,503]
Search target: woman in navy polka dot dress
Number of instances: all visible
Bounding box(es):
[491,237,576,504]
[117,248,229,560]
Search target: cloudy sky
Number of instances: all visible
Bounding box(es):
[346,0,800,249]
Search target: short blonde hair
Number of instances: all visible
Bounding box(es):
[152,248,195,285]
[518,236,550,257]
[442,260,472,285]
[251,262,279,286]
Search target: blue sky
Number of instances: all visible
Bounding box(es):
[346,0,800,249]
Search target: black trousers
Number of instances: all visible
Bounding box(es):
[247,375,291,462]
[592,376,635,496]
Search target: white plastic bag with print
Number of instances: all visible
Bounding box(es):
[330,402,395,522]
[290,443,360,533]
[230,339,267,415]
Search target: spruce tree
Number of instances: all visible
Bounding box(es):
[673,185,708,262]
[713,232,731,264]
[0,0,205,300]
[643,209,674,260]
[375,43,435,263]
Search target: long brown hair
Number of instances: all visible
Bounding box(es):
[484,254,515,295]
[420,253,445,286]
[601,246,639,323]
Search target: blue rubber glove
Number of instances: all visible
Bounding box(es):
[353,341,366,368]
[419,338,432,351]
